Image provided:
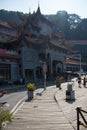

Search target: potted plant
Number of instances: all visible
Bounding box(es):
[27,83,35,101]
[55,76,63,89]
[0,108,13,130]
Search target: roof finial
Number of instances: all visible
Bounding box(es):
[38,1,40,8]
[36,1,41,15]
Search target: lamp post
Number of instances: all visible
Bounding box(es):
[79,54,81,75]
[40,61,47,90]
[43,62,47,90]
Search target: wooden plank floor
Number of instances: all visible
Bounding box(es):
[7,87,74,130]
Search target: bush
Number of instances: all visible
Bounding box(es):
[27,83,35,91]
[0,108,13,129]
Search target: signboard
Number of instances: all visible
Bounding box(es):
[0,48,6,54]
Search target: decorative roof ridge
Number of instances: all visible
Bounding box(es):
[50,40,69,50]
[0,20,12,29]
[65,40,87,43]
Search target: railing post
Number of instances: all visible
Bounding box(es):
[76,107,81,130]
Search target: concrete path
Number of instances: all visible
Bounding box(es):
[55,79,87,130]
[6,78,87,130]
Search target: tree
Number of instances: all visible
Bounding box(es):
[68,14,81,29]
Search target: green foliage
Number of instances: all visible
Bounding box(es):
[0,9,23,24]
[27,83,35,91]
[0,108,13,128]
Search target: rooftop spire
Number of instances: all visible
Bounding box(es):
[36,1,41,15]
[38,1,40,8]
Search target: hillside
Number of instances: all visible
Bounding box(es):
[0,9,87,40]
[0,9,23,24]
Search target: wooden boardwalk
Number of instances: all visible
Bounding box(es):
[7,78,87,130]
[7,86,74,130]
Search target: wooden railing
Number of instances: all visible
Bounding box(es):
[76,107,87,130]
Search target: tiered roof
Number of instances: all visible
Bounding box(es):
[0,6,69,51]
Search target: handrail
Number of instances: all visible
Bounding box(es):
[76,107,87,130]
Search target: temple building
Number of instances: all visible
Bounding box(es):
[0,6,87,83]
[19,6,68,82]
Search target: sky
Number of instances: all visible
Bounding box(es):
[0,0,87,18]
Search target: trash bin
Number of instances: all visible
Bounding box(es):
[67,84,72,91]
[66,90,71,100]
[66,82,75,100]
[66,90,75,100]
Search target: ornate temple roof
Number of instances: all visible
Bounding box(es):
[0,6,68,51]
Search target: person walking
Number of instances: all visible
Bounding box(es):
[55,76,62,89]
[78,75,81,88]
[83,77,86,87]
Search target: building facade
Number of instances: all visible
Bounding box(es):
[0,7,87,84]
[20,40,67,81]
[65,40,87,72]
